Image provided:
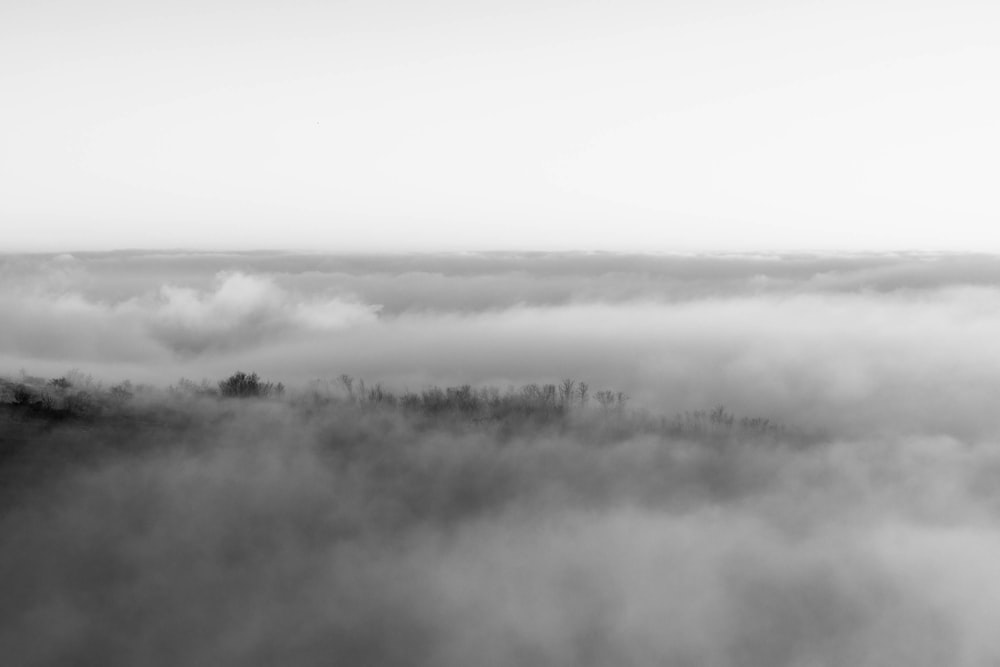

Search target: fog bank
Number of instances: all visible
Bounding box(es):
[4,251,1000,437]
[4,401,1000,666]
[5,251,1000,664]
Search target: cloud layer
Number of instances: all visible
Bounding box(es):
[6,251,1000,664]
[4,251,1000,437]
[4,405,1000,665]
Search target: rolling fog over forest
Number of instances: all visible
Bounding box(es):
[5,251,1000,665]
[5,250,1000,435]
[6,0,998,660]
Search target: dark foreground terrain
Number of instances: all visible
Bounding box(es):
[1,372,995,666]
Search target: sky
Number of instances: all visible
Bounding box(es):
[2,0,999,252]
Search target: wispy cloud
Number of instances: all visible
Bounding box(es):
[144,271,379,354]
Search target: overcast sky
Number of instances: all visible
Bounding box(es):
[3,0,998,252]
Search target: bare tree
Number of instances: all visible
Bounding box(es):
[595,390,615,409]
[577,382,589,407]
[109,381,134,404]
[338,374,354,401]
[559,379,576,406]
[218,371,280,398]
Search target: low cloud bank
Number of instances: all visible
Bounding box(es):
[3,404,1000,666]
[3,252,1000,436]
[147,271,379,354]
[5,251,1000,664]
[0,265,378,370]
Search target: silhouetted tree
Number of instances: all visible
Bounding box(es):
[595,390,616,409]
[109,381,134,403]
[13,384,33,406]
[48,377,72,390]
[559,379,576,406]
[338,374,355,401]
[218,371,280,398]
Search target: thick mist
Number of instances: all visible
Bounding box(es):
[4,251,1000,435]
[4,251,1000,665]
[4,402,1000,665]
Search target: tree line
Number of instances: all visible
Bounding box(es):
[1,370,782,438]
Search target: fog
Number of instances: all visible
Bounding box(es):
[4,252,1000,665]
[4,251,1000,436]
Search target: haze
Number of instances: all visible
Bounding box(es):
[4,0,1000,662]
[3,0,999,252]
[7,252,1000,664]
[6,250,1000,437]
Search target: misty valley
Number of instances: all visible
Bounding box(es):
[6,0,998,660]
[3,252,1000,665]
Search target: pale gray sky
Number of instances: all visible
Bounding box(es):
[2,0,998,252]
